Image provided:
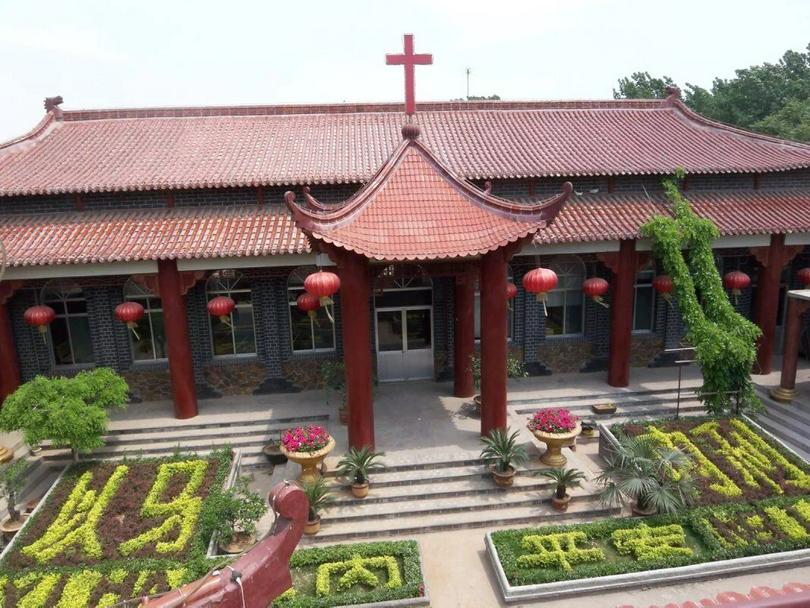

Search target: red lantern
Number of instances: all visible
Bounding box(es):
[207,295,236,323]
[653,275,674,305]
[723,270,751,296]
[304,270,341,306]
[24,305,55,334]
[583,277,609,308]
[523,268,557,316]
[506,282,518,300]
[114,301,145,329]
[296,292,321,320]
[797,267,810,287]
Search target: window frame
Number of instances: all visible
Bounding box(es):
[632,268,656,334]
[206,271,257,358]
[42,281,94,367]
[545,259,585,338]
[123,280,168,363]
[288,267,337,354]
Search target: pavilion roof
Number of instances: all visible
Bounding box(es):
[2,97,810,198]
[2,190,809,268]
[284,132,571,261]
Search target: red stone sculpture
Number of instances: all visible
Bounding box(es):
[140,481,308,608]
[23,305,55,334]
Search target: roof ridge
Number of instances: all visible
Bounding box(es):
[0,112,56,152]
[57,98,666,121]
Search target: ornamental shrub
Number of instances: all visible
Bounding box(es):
[0,368,128,459]
[209,476,267,545]
[641,172,761,415]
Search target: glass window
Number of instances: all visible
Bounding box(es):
[206,271,257,357]
[546,259,584,336]
[633,269,656,332]
[474,267,514,340]
[42,281,94,366]
[288,267,336,353]
[123,280,167,361]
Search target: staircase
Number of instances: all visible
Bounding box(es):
[302,450,617,545]
[751,391,810,462]
[38,413,331,469]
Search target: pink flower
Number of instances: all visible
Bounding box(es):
[282,425,331,453]
[527,408,579,434]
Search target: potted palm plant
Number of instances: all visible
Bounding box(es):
[336,447,386,498]
[596,434,696,515]
[480,428,528,487]
[214,477,268,554]
[300,477,334,535]
[537,467,586,512]
[0,459,28,541]
[262,432,288,466]
[471,354,528,414]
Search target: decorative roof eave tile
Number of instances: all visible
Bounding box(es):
[1,98,810,197]
[285,134,572,261]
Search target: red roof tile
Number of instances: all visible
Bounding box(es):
[0,205,306,267]
[2,190,809,268]
[285,135,571,261]
[1,99,809,197]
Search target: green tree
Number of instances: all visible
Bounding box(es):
[0,368,128,460]
[613,72,676,99]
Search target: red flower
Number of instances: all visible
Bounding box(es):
[282,425,331,453]
[527,408,579,434]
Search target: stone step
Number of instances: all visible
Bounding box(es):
[750,414,810,463]
[106,412,330,436]
[327,475,555,507]
[761,401,810,429]
[99,419,329,447]
[302,496,617,544]
[41,447,271,470]
[508,386,700,407]
[515,400,705,420]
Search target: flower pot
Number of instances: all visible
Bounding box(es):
[491,465,516,487]
[304,516,321,535]
[218,531,256,554]
[592,403,617,415]
[262,444,288,466]
[351,482,369,498]
[551,493,572,512]
[531,423,581,467]
[281,437,336,484]
[0,515,27,542]
[632,500,657,516]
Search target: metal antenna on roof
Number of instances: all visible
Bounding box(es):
[466,67,471,100]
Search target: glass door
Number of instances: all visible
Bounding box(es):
[375,307,433,381]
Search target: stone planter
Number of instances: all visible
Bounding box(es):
[632,500,657,516]
[491,465,516,488]
[281,437,336,484]
[304,516,321,535]
[0,515,27,542]
[351,482,369,498]
[592,403,617,415]
[532,423,581,467]
[551,493,572,512]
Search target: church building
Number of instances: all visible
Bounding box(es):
[1,36,810,448]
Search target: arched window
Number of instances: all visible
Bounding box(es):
[473,267,514,341]
[124,280,167,361]
[42,280,94,365]
[633,267,656,332]
[288,267,336,352]
[206,271,256,357]
[546,258,585,336]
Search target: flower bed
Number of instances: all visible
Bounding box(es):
[489,495,810,589]
[528,408,579,434]
[282,426,332,453]
[0,450,233,607]
[273,540,427,608]
[614,417,810,504]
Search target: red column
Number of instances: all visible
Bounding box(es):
[453,273,475,398]
[0,303,21,402]
[157,259,198,419]
[608,240,636,387]
[770,297,810,402]
[339,254,374,449]
[754,234,786,375]
[480,251,508,436]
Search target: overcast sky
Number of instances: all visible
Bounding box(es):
[0,0,808,141]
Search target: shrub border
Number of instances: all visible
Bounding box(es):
[274,540,429,608]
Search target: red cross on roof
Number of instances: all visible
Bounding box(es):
[385,34,433,116]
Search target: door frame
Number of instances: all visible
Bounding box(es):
[374,304,434,382]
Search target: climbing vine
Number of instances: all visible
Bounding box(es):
[641,171,761,415]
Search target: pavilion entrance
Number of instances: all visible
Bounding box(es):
[374,266,433,382]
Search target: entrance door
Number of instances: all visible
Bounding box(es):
[376,307,433,381]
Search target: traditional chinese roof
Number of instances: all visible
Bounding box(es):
[284,127,571,261]
[2,190,809,268]
[2,97,810,197]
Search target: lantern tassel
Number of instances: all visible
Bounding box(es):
[219,315,233,328]
[593,296,609,309]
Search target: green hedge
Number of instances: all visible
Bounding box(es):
[273,540,425,608]
[491,495,810,588]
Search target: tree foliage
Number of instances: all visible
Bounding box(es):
[0,368,128,455]
[641,173,761,415]
[614,44,810,141]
